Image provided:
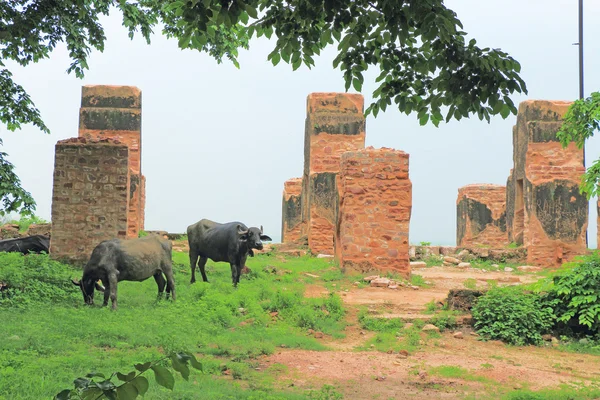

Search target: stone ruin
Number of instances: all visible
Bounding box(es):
[49,85,146,263]
[281,93,412,277]
[457,100,588,267]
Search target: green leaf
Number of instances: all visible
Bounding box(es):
[81,388,103,400]
[245,4,258,19]
[116,371,136,382]
[352,78,361,92]
[170,355,191,381]
[134,362,152,373]
[74,378,91,389]
[86,372,106,379]
[151,365,175,390]
[163,1,184,13]
[103,390,117,400]
[116,382,138,400]
[499,104,511,119]
[54,389,72,400]
[186,353,203,371]
[131,376,149,396]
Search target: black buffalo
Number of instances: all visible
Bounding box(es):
[71,234,175,310]
[187,219,272,286]
[0,235,50,254]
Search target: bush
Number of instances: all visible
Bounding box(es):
[544,253,600,333]
[0,253,79,306]
[472,286,554,345]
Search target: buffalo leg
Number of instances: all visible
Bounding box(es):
[103,283,110,307]
[154,273,166,299]
[198,257,209,282]
[164,263,176,301]
[189,250,199,284]
[108,273,118,311]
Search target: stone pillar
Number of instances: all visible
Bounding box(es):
[49,138,129,263]
[336,148,412,277]
[78,85,144,238]
[506,100,587,266]
[456,184,508,247]
[281,178,303,243]
[302,93,366,255]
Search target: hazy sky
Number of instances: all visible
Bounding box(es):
[2,0,600,247]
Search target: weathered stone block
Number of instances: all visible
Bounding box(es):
[281,178,303,243]
[456,184,508,247]
[336,147,412,277]
[50,138,130,264]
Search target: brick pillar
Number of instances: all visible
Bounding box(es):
[281,178,303,243]
[506,100,587,266]
[336,148,412,277]
[50,138,129,263]
[456,184,508,247]
[302,93,366,255]
[78,85,144,238]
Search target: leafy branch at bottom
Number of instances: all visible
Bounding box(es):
[54,351,203,400]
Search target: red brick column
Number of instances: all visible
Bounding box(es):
[302,93,366,255]
[78,85,144,238]
[336,147,412,277]
[281,178,303,243]
[456,184,508,247]
[49,138,130,263]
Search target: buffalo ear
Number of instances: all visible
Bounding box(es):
[260,234,273,242]
[71,279,81,287]
[260,225,264,233]
[95,281,106,292]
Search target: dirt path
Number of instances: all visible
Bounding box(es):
[262,266,600,399]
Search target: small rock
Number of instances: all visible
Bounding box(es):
[393,361,403,365]
[403,323,414,330]
[280,344,287,348]
[308,329,315,334]
[551,337,559,344]
[223,369,232,376]
[238,307,247,314]
[370,344,375,348]
[425,281,432,285]
[517,265,542,272]
[410,261,427,268]
[304,273,320,278]
[270,311,279,317]
[542,334,552,341]
[491,264,499,268]
[418,371,428,380]
[504,267,514,272]
[453,332,464,339]
[410,285,419,290]
[360,331,366,335]
[444,256,461,265]
[388,284,399,290]
[399,350,409,357]
[363,275,380,282]
[386,349,394,354]
[316,254,334,258]
[457,262,471,268]
[370,277,391,287]
[470,332,479,337]
[375,375,386,381]
[314,331,324,339]
[332,284,336,287]
[422,324,440,333]
[457,249,470,260]
[579,338,589,344]
[353,281,360,286]
[482,269,488,273]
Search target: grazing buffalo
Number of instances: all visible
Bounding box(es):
[71,234,175,310]
[187,219,272,286]
[0,235,50,254]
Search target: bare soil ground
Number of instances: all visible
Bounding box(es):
[259,266,600,399]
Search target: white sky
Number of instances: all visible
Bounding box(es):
[2,0,599,247]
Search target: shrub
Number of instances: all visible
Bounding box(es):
[472,286,554,345]
[544,253,600,333]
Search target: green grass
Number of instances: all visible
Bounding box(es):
[428,365,491,383]
[0,214,48,233]
[0,252,347,399]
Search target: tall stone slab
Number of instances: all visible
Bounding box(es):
[281,178,304,244]
[50,138,129,263]
[456,184,508,247]
[78,85,145,238]
[336,148,412,277]
[302,93,366,255]
[506,100,587,266]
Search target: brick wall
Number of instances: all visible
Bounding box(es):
[302,93,366,255]
[49,138,129,263]
[506,100,587,267]
[456,184,508,247]
[78,85,145,238]
[336,147,412,277]
[281,178,304,243]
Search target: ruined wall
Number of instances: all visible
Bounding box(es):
[302,93,366,254]
[456,184,508,247]
[506,100,587,266]
[78,85,144,237]
[50,138,129,263]
[336,148,412,277]
[281,178,304,243]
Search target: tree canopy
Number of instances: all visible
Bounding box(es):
[0,0,529,214]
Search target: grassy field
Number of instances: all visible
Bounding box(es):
[0,249,348,399]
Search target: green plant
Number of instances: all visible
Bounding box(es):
[137,230,148,238]
[463,278,477,290]
[472,286,555,345]
[419,241,432,246]
[410,274,430,288]
[358,308,403,332]
[54,352,203,399]
[507,242,521,249]
[307,384,343,400]
[543,253,600,332]
[430,312,458,332]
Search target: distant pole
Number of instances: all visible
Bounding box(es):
[579,0,584,100]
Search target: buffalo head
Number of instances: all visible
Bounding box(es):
[71,278,105,305]
[238,225,272,250]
